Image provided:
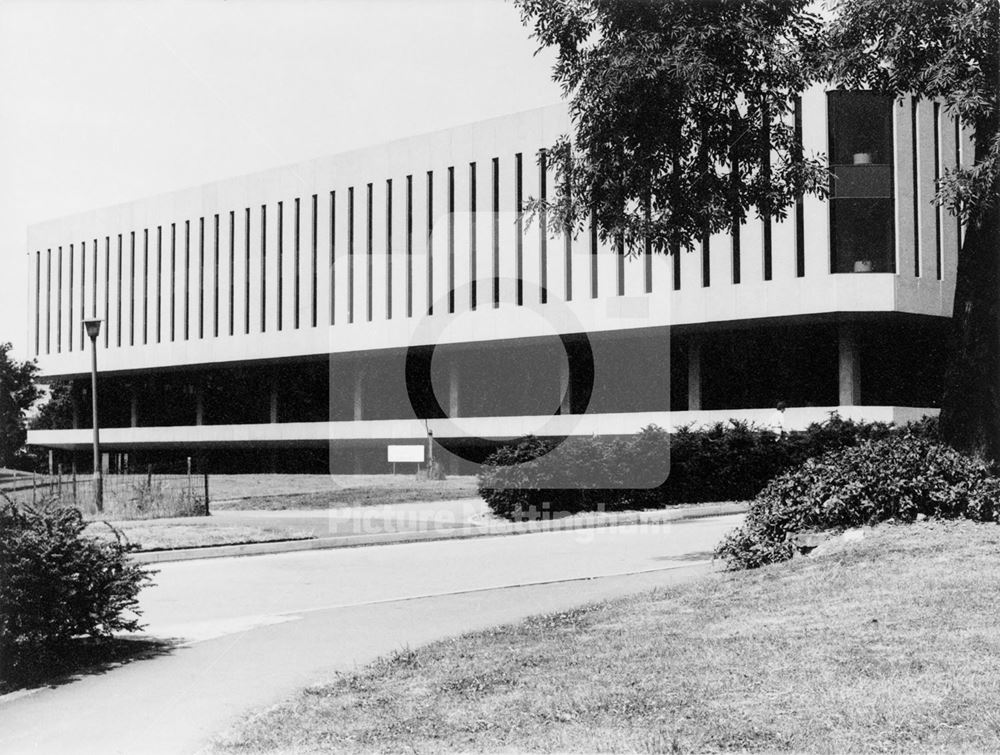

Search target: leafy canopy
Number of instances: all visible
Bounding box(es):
[515,0,830,255]
[0,344,39,468]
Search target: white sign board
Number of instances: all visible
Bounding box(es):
[387,445,425,463]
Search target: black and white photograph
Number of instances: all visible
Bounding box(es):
[0,0,998,752]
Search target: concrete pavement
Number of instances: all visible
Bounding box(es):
[0,513,743,755]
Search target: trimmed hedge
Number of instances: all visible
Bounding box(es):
[478,414,937,520]
[0,500,153,685]
[715,435,1000,570]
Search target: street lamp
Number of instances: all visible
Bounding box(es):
[82,318,103,512]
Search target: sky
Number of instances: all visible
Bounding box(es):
[0,0,562,360]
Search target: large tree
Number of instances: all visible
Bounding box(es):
[821,0,999,458]
[0,343,40,469]
[516,0,1000,458]
[515,0,829,255]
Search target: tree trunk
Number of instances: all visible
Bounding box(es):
[939,136,1000,460]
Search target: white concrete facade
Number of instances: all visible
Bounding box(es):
[25,88,966,457]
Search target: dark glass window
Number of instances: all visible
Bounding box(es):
[829,91,896,273]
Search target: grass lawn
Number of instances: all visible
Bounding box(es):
[215,520,1000,753]
[86,519,315,551]
[209,475,478,511]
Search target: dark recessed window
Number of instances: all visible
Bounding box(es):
[348,187,355,323]
[590,212,598,299]
[565,162,574,301]
[406,176,413,317]
[329,191,336,325]
[294,198,300,329]
[911,99,920,276]
[761,98,773,281]
[643,195,651,294]
[228,212,235,336]
[213,214,220,337]
[129,232,135,345]
[156,227,162,343]
[469,162,477,311]
[245,208,251,334]
[104,237,111,347]
[118,235,124,346]
[311,195,318,327]
[80,241,86,350]
[143,229,149,344]
[515,154,523,306]
[386,179,393,320]
[34,251,40,355]
[45,249,51,354]
[92,238,98,320]
[366,183,373,322]
[672,240,681,291]
[538,148,548,303]
[197,220,203,339]
[701,234,710,288]
[169,228,175,342]
[492,158,499,308]
[57,246,64,352]
[829,91,896,274]
[67,244,73,352]
[794,95,805,278]
[448,166,455,314]
[276,202,283,331]
[933,102,942,280]
[427,171,434,315]
[616,236,624,296]
[260,205,267,332]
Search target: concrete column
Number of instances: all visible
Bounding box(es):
[195,385,205,426]
[269,378,278,424]
[353,369,364,422]
[838,323,862,406]
[558,355,571,415]
[448,360,460,418]
[129,389,139,428]
[71,383,80,430]
[687,336,702,411]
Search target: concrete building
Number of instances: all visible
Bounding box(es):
[26,90,970,472]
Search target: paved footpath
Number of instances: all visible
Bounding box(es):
[0,513,742,755]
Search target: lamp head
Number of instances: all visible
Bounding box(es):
[82,318,103,341]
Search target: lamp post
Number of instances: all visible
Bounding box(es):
[82,318,103,512]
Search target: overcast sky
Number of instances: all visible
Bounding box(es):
[0,0,562,360]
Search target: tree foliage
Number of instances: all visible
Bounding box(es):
[31,380,75,431]
[0,344,39,469]
[514,0,830,255]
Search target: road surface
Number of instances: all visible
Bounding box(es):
[0,513,742,754]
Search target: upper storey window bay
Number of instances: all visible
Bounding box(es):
[828,91,896,274]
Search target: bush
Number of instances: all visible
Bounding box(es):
[715,435,1000,570]
[0,499,153,685]
[479,415,940,520]
[477,436,631,520]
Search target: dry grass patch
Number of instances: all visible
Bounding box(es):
[211,475,478,511]
[215,520,1000,753]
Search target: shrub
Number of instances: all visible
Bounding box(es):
[478,415,943,521]
[715,435,1000,570]
[0,499,153,685]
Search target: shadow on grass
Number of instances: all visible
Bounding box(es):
[1,635,179,696]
